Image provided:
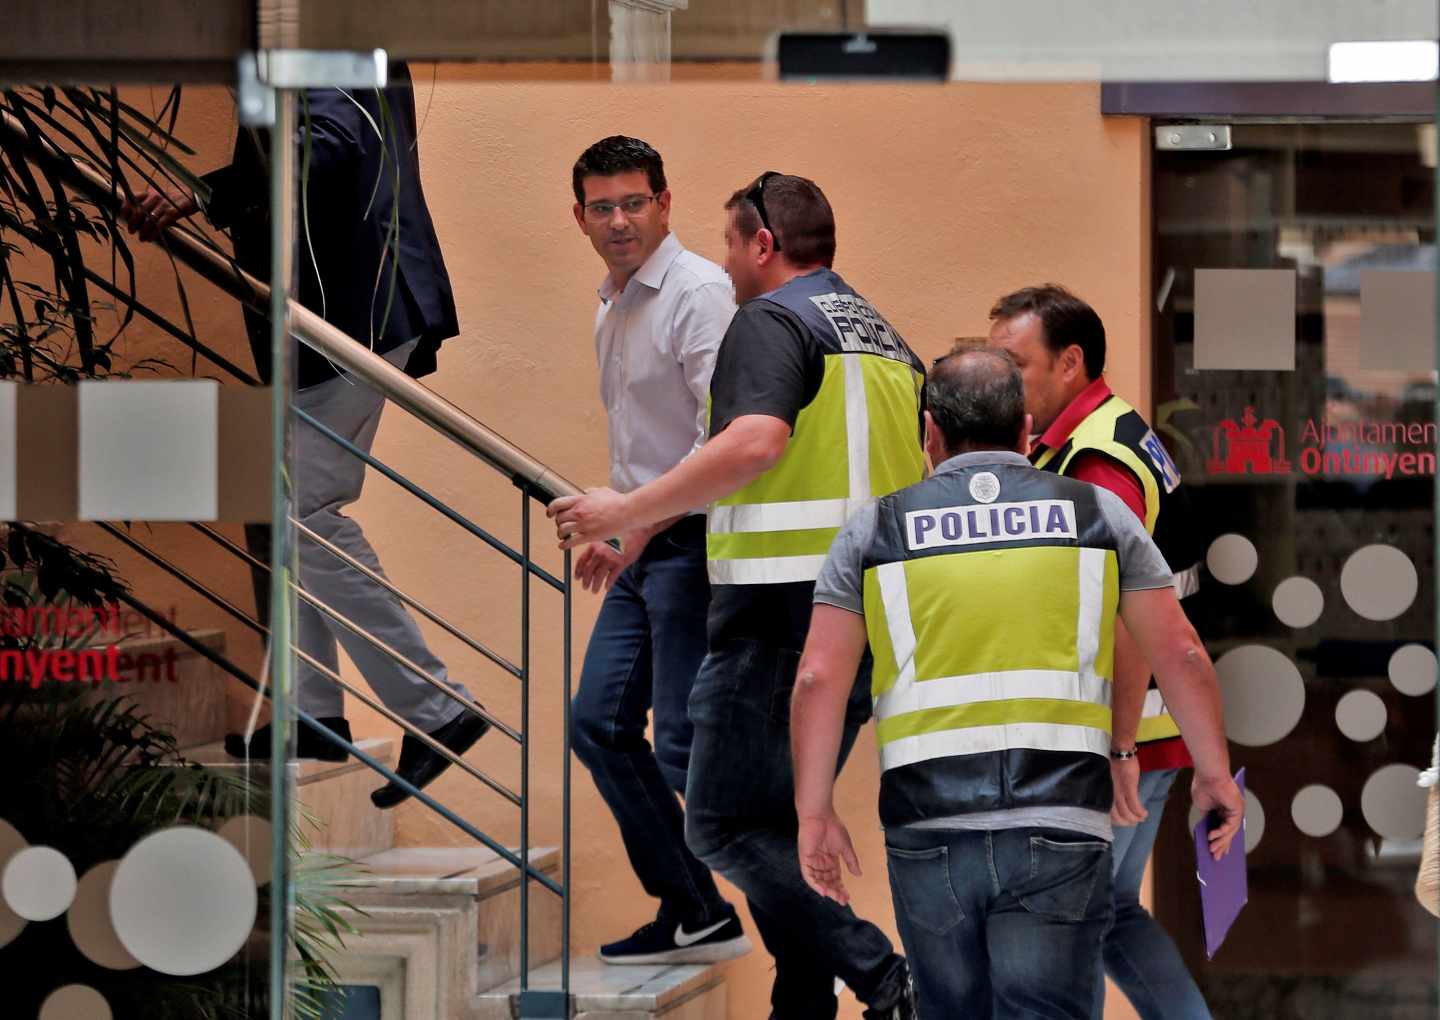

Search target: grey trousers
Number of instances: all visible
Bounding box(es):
[290,339,469,731]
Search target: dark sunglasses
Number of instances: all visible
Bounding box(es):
[745,171,783,252]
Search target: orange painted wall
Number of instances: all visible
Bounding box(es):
[77,73,1151,1019]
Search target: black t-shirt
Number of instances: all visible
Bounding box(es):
[706,300,829,651]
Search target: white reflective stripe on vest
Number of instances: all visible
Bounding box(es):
[881,722,1111,773]
[873,555,1111,734]
[711,352,872,530]
[1172,563,1200,599]
[708,497,858,534]
[1141,687,1169,719]
[876,669,1112,723]
[1075,547,1106,681]
[707,554,829,585]
[843,353,871,503]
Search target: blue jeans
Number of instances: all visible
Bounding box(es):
[885,826,1114,1020]
[571,517,726,923]
[1097,768,1212,1020]
[684,639,908,1020]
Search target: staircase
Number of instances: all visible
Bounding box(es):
[299,758,729,1020]
[174,684,727,1020]
[9,107,735,1019]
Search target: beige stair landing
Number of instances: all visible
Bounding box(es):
[475,958,725,1020]
[349,846,563,992]
[179,738,733,1018]
[184,736,397,859]
[318,844,562,1018]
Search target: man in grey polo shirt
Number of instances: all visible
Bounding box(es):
[568,136,750,964]
[790,347,1241,1018]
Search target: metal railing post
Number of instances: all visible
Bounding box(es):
[563,547,573,1004]
[266,85,296,1020]
[520,488,532,993]
[517,489,569,1018]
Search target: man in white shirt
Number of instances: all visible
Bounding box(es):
[568,136,750,964]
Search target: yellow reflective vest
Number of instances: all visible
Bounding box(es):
[707,269,925,586]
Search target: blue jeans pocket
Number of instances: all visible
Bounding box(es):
[662,521,708,552]
[885,843,965,936]
[1018,833,1112,922]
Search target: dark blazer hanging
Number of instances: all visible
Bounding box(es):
[202,62,459,389]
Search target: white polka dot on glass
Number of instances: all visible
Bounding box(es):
[110,827,258,977]
[1361,764,1427,842]
[1207,534,1258,586]
[1272,576,1324,628]
[3,846,76,922]
[1388,644,1436,697]
[1291,784,1344,837]
[1214,645,1306,747]
[1335,689,1387,742]
[1341,544,1418,622]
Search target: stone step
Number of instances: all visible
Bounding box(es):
[351,846,563,992]
[79,628,230,749]
[184,737,397,858]
[472,958,725,1020]
[311,845,562,1017]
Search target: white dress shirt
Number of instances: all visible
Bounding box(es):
[594,232,736,503]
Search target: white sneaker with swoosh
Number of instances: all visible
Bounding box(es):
[673,918,728,947]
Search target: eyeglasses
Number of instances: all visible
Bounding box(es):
[582,194,659,221]
[745,171,783,252]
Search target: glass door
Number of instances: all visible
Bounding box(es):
[1151,121,1438,1018]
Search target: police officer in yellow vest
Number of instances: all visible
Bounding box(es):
[551,173,924,1019]
[791,347,1242,1020]
[989,285,1211,1020]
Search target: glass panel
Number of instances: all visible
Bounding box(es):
[0,81,286,1018]
[1152,121,1438,1017]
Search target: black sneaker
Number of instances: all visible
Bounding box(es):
[223,716,351,762]
[598,909,753,965]
[862,967,917,1020]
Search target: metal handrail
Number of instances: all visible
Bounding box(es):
[0,205,262,385]
[292,405,566,591]
[196,520,522,679]
[0,108,583,504]
[8,103,575,1010]
[96,522,524,808]
[109,585,559,895]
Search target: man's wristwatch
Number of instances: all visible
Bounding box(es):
[1110,745,1139,761]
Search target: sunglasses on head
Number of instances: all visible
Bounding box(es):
[745,171,783,252]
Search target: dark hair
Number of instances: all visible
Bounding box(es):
[724,172,836,268]
[572,136,667,204]
[927,344,1027,453]
[989,284,1106,380]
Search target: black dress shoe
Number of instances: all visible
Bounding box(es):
[224,716,351,762]
[370,708,492,809]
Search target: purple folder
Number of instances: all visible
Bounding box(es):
[1193,767,1248,960]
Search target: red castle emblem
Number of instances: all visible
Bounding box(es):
[1208,407,1291,476]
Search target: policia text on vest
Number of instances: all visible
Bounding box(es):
[861,463,1136,825]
